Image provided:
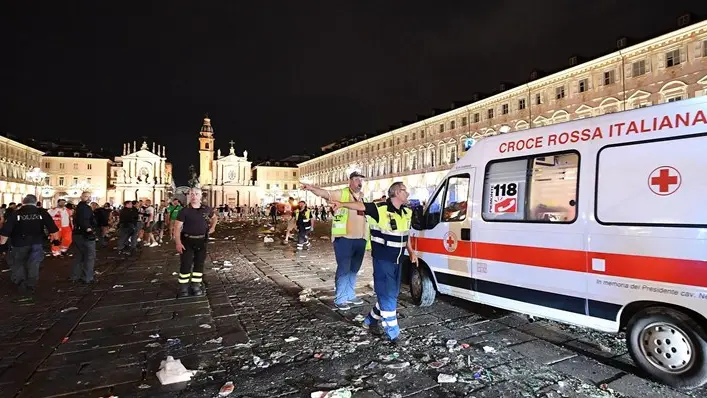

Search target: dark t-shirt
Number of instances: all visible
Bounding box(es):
[1,205,59,247]
[177,205,213,235]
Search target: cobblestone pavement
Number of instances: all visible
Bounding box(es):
[0,219,704,398]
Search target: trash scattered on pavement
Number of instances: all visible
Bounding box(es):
[166,338,181,348]
[150,279,159,283]
[61,337,69,343]
[383,373,396,380]
[112,284,124,289]
[60,307,78,313]
[199,324,212,329]
[299,288,316,302]
[284,336,299,342]
[264,237,274,243]
[138,384,150,389]
[149,333,160,339]
[145,342,161,348]
[482,345,496,353]
[310,388,352,398]
[218,381,235,396]
[253,355,270,368]
[205,337,223,344]
[156,356,197,385]
[437,373,457,383]
[386,361,410,369]
[353,314,365,322]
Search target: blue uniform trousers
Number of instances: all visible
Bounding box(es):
[364,257,402,340]
[10,244,44,288]
[333,237,366,305]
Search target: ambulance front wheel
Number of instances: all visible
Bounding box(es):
[626,307,707,389]
[409,262,435,307]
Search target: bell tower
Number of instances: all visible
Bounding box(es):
[198,114,215,185]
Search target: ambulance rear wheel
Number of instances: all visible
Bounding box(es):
[410,263,435,307]
[626,307,707,389]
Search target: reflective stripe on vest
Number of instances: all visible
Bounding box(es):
[331,188,350,237]
[295,209,312,230]
[367,204,412,264]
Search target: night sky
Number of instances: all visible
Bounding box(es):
[2,1,704,184]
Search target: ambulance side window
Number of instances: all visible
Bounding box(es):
[442,175,470,222]
[482,151,579,223]
[425,183,446,229]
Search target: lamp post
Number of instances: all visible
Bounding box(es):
[26,167,47,199]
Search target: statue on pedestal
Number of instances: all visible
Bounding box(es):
[187,165,200,188]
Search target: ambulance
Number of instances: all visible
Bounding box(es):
[406,96,707,388]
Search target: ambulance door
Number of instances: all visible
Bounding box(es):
[420,170,475,301]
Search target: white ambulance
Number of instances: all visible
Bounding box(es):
[406,96,707,388]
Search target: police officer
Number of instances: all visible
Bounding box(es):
[330,181,417,343]
[72,191,98,283]
[293,200,313,250]
[0,195,59,294]
[173,187,217,298]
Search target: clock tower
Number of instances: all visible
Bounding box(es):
[198,114,215,185]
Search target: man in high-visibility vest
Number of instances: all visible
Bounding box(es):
[301,171,369,311]
[329,181,416,343]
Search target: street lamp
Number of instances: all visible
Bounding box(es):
[26,167,47,197]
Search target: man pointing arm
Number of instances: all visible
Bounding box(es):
[301,171,368,311]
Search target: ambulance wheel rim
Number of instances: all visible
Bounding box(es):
[638,322,695,374]
[410,268,422,298]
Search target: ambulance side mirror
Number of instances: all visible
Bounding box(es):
[411,206,426,230]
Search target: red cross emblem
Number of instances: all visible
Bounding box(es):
[442,231,458,252]
[648,166,681,196]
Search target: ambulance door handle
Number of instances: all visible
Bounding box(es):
[461,228,470,241]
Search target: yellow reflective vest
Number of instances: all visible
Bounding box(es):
[331,188,371,250]
[367,202,412,264]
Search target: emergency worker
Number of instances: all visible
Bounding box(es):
[72,191,98,283]
[173,187,217,298]
[293,200,313,250]
[302,171,369,311]
[48,199,72,256]
[0,195,59,294]
[329,181,417,342]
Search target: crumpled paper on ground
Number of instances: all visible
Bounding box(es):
[156,356,197,385]
[310,387,352,398]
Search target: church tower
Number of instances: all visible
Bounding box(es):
[198,114,215,185]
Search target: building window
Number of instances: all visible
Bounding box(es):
[284,184,288,190]
[404,136,408,143]
[704,40,707,57]
[535,93,542,105]
[396,138,400,145]
[383,142,387,149]
[450,120,455,129]
[266,183,270,189]
[420,130,425,139]
[632,60,646,77]
[578,78,588,93]
[58,177,65,186]
[73,163,78,170]
[58,151,64,156]
[87,178,91,184]
[44,162,50,169]
[292,171,296,177]
[473,113,480,123]
[72,177,78,185]
[482,151,579,223]
[439,124,444,133]
[73,152,80,157]
[666,49,680,67]
[461,117,467,126]
[487,108,494,119]
[603,70,616,85]
[87,164,92,170]
[555,86,565,100]
[502,104,509,115]
[668,96,682,102]
[59,163,65,170]
[518,98,526,110]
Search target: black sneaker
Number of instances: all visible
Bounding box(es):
[334,302,351,311]
[190,283,204,296]
[177,284,190,298]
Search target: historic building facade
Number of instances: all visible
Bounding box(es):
[40,152,112,207]
[110,140,173,204]
[0,134,43,205]
[197,116,259,207]
[298,19,707,202]
[251,160,300,204]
